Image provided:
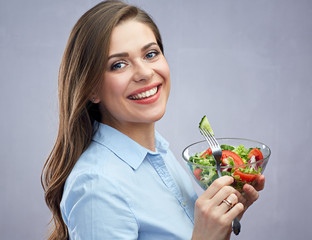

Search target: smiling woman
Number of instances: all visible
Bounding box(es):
[41,1,264,240]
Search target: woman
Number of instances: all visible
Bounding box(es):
[41,1,265,239]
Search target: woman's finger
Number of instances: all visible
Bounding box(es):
[243,184,259,204]
[218,193,239,213]
[254,175,265,191]
[201,176,234,199]
[224,202,244,220]
[212,184,239,206]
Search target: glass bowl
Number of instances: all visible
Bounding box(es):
[182,138,271,191]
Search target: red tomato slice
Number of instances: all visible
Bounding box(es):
[233,170,259,183]
[221,150,244,167]
[247,148,263,161]
[193,168,203,180]
[200,148,212,158]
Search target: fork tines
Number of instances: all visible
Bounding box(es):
[199,127,219,149]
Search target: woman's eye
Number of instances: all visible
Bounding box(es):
[110,61,127,71]
[145,50,159,60]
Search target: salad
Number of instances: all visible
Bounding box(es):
[189,116,264,190]
[189,143,264,190]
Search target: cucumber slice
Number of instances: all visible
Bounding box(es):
[199,115,214,135]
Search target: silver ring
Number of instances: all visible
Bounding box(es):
[222,199,234,208]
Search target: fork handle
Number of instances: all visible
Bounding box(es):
[232,217,241,235]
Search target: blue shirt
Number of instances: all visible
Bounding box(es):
[61,122,198,240]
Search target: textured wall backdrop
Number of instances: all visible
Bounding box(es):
[1,0,311,239]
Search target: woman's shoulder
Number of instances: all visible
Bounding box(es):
[75,140,113,169]
[63,141,113,188]
[64,139,134,191]
[61,143,123,205]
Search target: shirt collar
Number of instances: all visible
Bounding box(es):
[92,122,169,170]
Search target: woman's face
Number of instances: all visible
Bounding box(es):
[95,19,170,129]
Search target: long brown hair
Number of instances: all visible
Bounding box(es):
[41,1,164,239]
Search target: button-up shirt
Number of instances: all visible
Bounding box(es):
[61,122,198,239]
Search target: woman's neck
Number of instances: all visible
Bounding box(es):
[103,119,156,152]
[122,123,156,152]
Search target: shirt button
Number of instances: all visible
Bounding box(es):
[181,201,186,207]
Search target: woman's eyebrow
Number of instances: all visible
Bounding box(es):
[141,42,158,51]
[107,52,129,60]
[107,42,158,60]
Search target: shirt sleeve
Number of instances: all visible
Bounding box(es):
[61,171,139,240]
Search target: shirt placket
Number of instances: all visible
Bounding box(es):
[147,154,194,223]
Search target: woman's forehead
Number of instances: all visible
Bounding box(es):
[108,20,157,55]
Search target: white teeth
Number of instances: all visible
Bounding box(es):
[130,87,158,100]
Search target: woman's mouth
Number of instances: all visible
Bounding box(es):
[128,85,159,100]
[127,84,162,104]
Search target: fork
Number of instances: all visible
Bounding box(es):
[199,127,223,178]
[199,127,241,235]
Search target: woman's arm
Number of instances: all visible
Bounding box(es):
[61,171,139,240]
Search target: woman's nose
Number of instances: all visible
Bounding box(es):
[132,60,154,82]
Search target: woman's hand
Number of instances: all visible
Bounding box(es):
[191,176,244,240]
[191,175,265,240]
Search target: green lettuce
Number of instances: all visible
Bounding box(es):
[232,145,249,162]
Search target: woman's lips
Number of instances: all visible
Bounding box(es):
[128,84,162,104]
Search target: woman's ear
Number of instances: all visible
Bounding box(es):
[90,95,100,104]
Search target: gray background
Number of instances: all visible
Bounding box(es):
[1,0,311,239]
